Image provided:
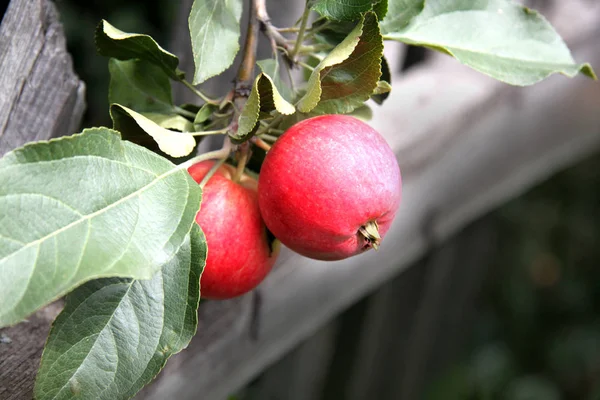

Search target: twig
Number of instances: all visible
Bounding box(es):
[297,61,315,71]
[233,142,251,182]
[290,5,311,61]
[174,106,197,119]
[252,137,273,151]
[178,138,232,171]
[258,133,279,143]
[181,79,220,105]
[191,126,231,136]
[256,0,293,66]
[199,157,227,188]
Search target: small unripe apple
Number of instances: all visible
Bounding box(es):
[258,115,401,261]
[188,161,279,299]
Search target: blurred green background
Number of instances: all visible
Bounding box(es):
[426,156,600,400]
[55,0,600,398]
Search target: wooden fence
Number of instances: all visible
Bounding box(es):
[1,0,599,399]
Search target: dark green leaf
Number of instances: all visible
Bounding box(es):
[298,12,383,114]
[372,0,388,20]
[347,103,373,121]
[312,0,377,21]
[371,55,391,105]
[0,128,202,327]
[194,104,218,125]
[111,105,197,158]
[96,20,183,80]
[34,225,206,400]
[382,0,596,85]
[108,58,174,113]
[189,0,243,84]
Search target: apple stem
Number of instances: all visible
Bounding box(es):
[177,137,232,171]
[199,157,226,188]
[252,137,272,152]
[359,221,382,250]
[233,142,251,183]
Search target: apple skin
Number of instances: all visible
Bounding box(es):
[188,161,279,299]
[258,115,401,261]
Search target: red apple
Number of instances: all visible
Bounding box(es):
[188,161,279,299]
[258,115,401,261]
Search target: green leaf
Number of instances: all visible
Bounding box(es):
[194,103,218,125]
[382,0,597,85]
[298,12,383,114]
[144,113,195,132]
[372,0,388,20]
[0,128,202,327]
[371,55,391,105]
[379,0,424,33]
[347,103,373,121]
[111,105,197,158]
[96,20,183,80]
[312,0,377,21]
[189,0,243,85]
[234,73,296,142]
[108,58,174,113]
[34,225,206,400]
[257,59,294,103]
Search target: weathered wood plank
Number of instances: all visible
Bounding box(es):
[141,15,600,400]
[0,0,84,397]
[0,0,85,156]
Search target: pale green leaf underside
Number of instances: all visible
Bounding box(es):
[96,20,182,80]
[111,105,196,158]
[34,225,206,400]
[379,0,424,32]
[108,59,174,114]
[257,59,294,103]
[145,113,195,132]
[383,0,596,85]
[235,73,295,141]
[312,0,376,21]
[189,0,243,84]
[0,128,202,327]
[298,12,383,115]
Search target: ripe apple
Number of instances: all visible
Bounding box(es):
[258,115,401,261]
[188,160,279,299]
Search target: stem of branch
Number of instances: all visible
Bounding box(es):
[256,0,293,66]
[290,5,311,61]
[233,142,251,182]
[199,157,227,188]
[252,136,273,151]
[181,79,220,105]
[178,138,232,171]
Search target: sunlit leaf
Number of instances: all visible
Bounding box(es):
[382,0,596,85]
[111,105,197,158]
[34,226,206,400]
[0,128,201,327]
[96,20,183,80]
[189,0,243,84]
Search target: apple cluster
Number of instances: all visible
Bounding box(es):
[188,115,402,299]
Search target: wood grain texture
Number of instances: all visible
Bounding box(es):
[0,0,85,157]
[141,6,600,400]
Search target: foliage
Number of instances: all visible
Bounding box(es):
[0,0,596,398]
